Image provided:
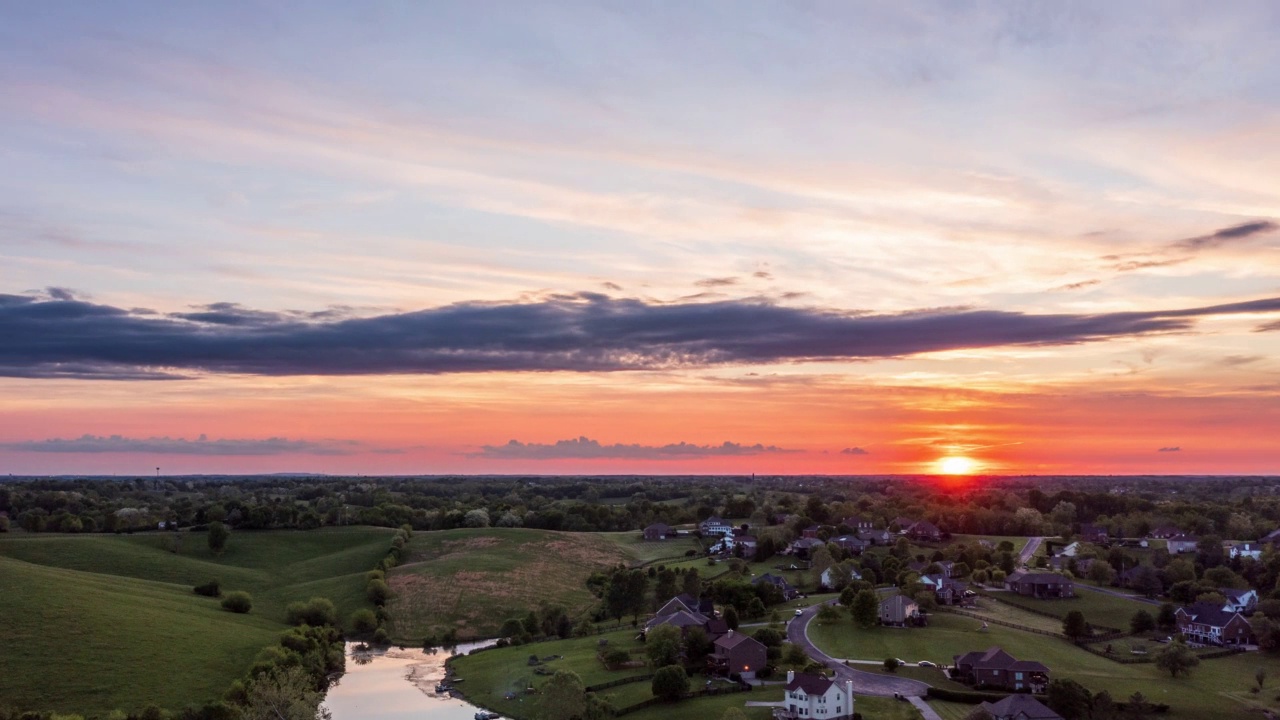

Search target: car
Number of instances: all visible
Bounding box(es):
[795,609,804,616]
[917,660,937,668]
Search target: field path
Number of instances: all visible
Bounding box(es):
[787,600,932,697]
[1019,536,1045,567]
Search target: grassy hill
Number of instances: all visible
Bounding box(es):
[0,527,393,715]
[387,527,648,642]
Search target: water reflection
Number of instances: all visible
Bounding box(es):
[323,641,497,720]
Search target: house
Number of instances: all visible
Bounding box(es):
[789,537,827,557]
[1079,523,1109,544]
[1219,588,1259,614]
[857,528,893,546]
[779,671,855,720]
[921,574,969,605]
[1229,543,1263,561]
[1056,541,1081,558]
[1175,602,1257,646]
[1167,534,1199,555]
[700,516,734,536]
[892,516,918,533]
[832,534,868,554]
[879,594,922,627]
[735,536,758,559]
[820,565,862,590]
[655,596,697,617]
[1149,525,1181,540]
[801,524,823,539]
[1048,556,1094,576]
[953,646,1050,693]
[1263,528,1280,547]
[843,516,874,531]
[978,694,1064,720]
[643,523,674,541]
[1005,571,1074,598]
[644,609,710,635]
[675,593,715,615]
[907,520,943,542]
[752,573,800,600]
[708,630,767,678]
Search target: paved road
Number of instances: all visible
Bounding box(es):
[1019,536,1045,568]
[786,600,932,698]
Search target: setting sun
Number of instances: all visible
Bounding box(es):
[936,456,978,475]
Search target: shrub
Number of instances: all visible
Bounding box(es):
[651,665,689,702]
[285,597,338,627]
[193,580,221,597]
[220,591,252,614]
[884,657,901,673]
[349,608,378,633]
[367,578,392,605]
[373,627,390,645]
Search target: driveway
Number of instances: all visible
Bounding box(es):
[1019,536,1045,567]
[786,600,932,697]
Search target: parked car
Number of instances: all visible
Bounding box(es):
[795,609,804,616]
[917,661,937,668]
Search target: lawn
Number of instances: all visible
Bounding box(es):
[951,535,1031,554]
[599,531,703,565]
[950,597,1072,634]
[928,699,978,720]
[0,527,391,715]
[387,528,633,642]
[988,588,1153,630]
[808,609,1280,717]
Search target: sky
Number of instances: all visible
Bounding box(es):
[2,1,1279,476]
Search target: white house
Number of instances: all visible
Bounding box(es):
[699,516,735,536]
[781,671,855,719]
[1166,534,1199,555]
[1221,587,1259,614]
[1229,543,1263,561]
[819,566,862,590]
[1057,541,1080,558]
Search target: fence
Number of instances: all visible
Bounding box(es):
[939,607,1067,640]
[977,591,1125,635]
[586,674,654,692]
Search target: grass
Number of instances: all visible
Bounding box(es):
[599,531,703,565]
[988,588,1153,630]
[952,535,1031,554]
[928,699,978,720]
[387,528,633,641]
[0,527,392,715]
[951,597,1072,634]
[808,607,1280,717]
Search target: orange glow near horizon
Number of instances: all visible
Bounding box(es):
[936,456,979,475]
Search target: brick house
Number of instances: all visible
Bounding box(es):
[643,522,674,541]
[953,646,1050,693]
[978,694,1064,720]
[879,594,922,627]
[906,520,943,542]
[1005,571,1074,598]
[1175,602,1257,646]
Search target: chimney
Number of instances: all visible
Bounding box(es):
[845,680,854,713]
[786,669,795,684]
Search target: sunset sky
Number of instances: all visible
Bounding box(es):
[3,2,1279,475]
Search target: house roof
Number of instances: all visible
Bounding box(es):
[955,646,1019,670]
[909,520,941,534]
[702,516,725,525]
[785,673,835,695]
[645,610,708,630]
[645,522,672,532]
[1232,543,1260,553]
[1263,528,1280,543]
[1178,602,1243,628]
[1168,533,1199,542]
[751,573,796,590]
[655,597,694,616]
[1010,659,1050,672]
[1007,571,1070,586]
[714,630,765,651]
[1221,587,1255,603]
[792,538,826,550]
[880,594,918,614]
[980,694,1064,720]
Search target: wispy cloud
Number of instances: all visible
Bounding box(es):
[1174,220,1278,252]
[1,434,375,456]
[4,288,1280,379]
[474,436,798,460]
[841,447,870,455]
[1157,446,1181,452]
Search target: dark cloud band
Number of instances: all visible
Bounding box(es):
[3,289,1280,379]
[474,436,797,460]
[1,434,364,456]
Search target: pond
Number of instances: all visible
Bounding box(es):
[324,641,499,720]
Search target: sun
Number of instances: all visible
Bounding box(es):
[936,455,978,475]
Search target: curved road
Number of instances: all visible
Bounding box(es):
[786,600,931,698]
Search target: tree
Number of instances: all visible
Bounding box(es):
[539,670,586,720]
[645,625,683,668]
[851,589,879,628]
[883,657,900,673]
[221,591,253,614]
[207,521,229,555]
[684,627,713,665]
[1256,666,1267,690]
[1129,610,1155,635]
[723,605,740,630]
[499,618,526,639]
[682,568,701,599]
[1124,691,1154,720]
[1088,562,1116,586]
[349,609,377,633]
[1091,690,1119,720]
[366,578,391,606]
[463,508,490,528]
[240,665,331,720]
[285,597,338,627]
[651,665,689,702]
[817,604,841,624]
[1046,678,1092,720]
[1154,639,1199,678]
[1063,610,1089,640]
[1156,603,1177,631]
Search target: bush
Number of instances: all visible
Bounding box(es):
[285,597,338,627]
[350,608,378,633]
[193,580,221,597]
[651,665,689,702]
[367,578,392,605]
[221,591,253,614]
[373,626,391,645]
[884,657,901,673]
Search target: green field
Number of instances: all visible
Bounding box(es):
[387,528,638,642]
[808,608,1280,717]
[0,527,393,715]
[988,588,1153,630]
